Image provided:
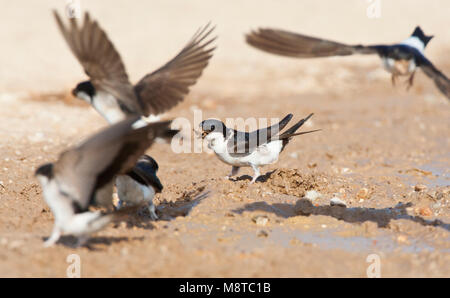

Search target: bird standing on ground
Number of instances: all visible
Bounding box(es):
[115,155,163,220]
[199,113,319,184]
[35,117,177,247]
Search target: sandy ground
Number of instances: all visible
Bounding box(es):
[0,0,449,277]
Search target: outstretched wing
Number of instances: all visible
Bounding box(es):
[415,52,450,100]
[53,11,142,114]
[134,23,216,116]
[246,28,378,58]
[54,117,175,210]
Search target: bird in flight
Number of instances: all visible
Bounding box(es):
[54,11,217,124]
[35,116,177,247]
[246,26,450,100]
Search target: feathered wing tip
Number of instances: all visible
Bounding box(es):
[411,26,434,46]
[280,113,314,137]
[283,129,322,138]
[269,113,293,134]
[109,203,147,221]
[277,113,321,149]
[134,22,217,116]
[245,28,361,58]
[141,119,180,143]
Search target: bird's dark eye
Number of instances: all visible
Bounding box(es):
[211,125,215,130]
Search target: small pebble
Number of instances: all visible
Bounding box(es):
[419,207,433,217]
[257,230,268,238]
[414,184,427,192]
[330,197,347,207]
[397,235,409,244]
[357,188,369,199]
[304,190,321,202]
[120,248,129,256]
[307,162,317,168]
[340,168,351,174]
[436,191,447,200]
[253,216,269,226]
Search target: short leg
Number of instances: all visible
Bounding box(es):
[406,71,415,91]
[249,165,261,184]
[148,203,158,221]
[225,166,240,179]
[44,225,61,247]
[391,74,397,86]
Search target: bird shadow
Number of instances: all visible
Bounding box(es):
[112,186,210,229]
[156,186,210,221]
[42,235,144,250]
[231,170,276,183]
[232,198,450,231]
[117,214,157,230]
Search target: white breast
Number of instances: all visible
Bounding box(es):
[115,175,155,205]
[381,57,416,75]
[92,91,128,124]
[248,140,283,166]
[38,177,76,225]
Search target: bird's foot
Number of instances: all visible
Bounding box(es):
[406,72,415,91]
[391,75,397,87]
[43,227,61,247]
[149,205,159,221]
[43,238,57,248]
[249,176,259,184]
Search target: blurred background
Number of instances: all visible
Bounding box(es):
[0,0,449,277]
[1,0,449,93]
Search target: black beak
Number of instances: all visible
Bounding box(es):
[71,88,77,97]
[193,129,207,139]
